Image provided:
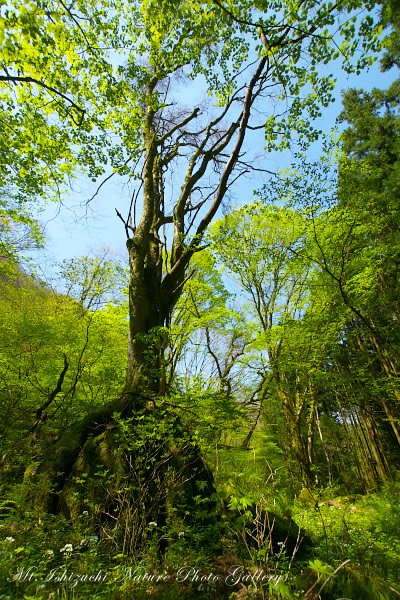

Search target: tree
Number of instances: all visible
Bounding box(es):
[166,250,245,393]
[251,58,400,488]
[0,263,127,447]
[324,4,400,482]
[7,0,385,537]
[209,203,320,484]
[0,0,124,202]
[209,109,400,490]
[0,193,43,271]
[115,0,383,393]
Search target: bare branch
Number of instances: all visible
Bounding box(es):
[160,55,269,313]
[158,107,200,144]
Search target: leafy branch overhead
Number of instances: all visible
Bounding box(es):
[0,0,384,199]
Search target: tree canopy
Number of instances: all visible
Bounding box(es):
[1,2,400,600]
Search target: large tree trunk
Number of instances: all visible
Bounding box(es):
[126,236,165,392]
[27,231,217,549]
[24,56,270,551]
[29,399,217,555]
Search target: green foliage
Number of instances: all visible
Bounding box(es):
[0,0,386,210]
[59,252,128,311]
[296,483,400,598]
[0,263,127,448]
[0,3,399,600]
[0,196,44,269]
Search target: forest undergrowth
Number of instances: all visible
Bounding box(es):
[1,473,400,600]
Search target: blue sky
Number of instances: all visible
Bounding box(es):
[32,51,397,279]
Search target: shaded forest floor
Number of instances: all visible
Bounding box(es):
[1,481,400,600]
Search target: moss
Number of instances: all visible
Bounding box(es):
[63,429,126,522]
[23,461,41,481]
[298,487,317,507]
[30,391,141,513]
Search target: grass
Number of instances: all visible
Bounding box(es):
[0,482,400,599]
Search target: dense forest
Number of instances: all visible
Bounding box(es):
[1,0,400,598]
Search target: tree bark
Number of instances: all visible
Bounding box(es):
[25,55,270,550]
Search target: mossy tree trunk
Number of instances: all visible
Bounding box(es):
[28,58,269,541]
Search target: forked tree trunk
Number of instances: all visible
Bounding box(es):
[28,220,217,543]
[26,54,270,546]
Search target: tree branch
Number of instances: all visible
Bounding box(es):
[0,75,86,125]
